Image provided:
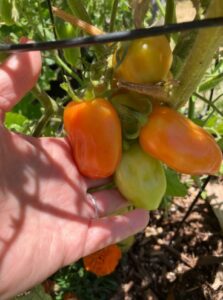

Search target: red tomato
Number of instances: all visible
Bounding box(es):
[64,99,122,179]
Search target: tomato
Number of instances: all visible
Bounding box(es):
[55,19,81,68]
[83,244,121,276]
[63,292,78,300]
[113,35,173,84]
[139,105,222,175]
[115,143,166,210]
[63,99,122,179]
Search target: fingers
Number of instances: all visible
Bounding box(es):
[83,209,149,256]
[86,189,129,218]
[0,44,42,114]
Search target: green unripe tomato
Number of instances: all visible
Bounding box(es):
[115,143,166,210]
[55,19,81,68]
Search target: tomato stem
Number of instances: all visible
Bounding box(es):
[53,52,83,86]
[170,0,223,109]
[31,84,61,137]
[109,0,119,32]
[87,181,116,193]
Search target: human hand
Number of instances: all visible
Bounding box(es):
[0,49,149,299]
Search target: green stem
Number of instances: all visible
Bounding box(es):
[170,0,223,109]
[213,93,223,103]
[53,52,83,86]
[155,0,165,17]
[109,0,119,32]
[31,85,62,137]
[31,84,59,113]
[32,113,52,137]
[165,0,176,25]
[194,92,223,117]
[165,0,177,42]
[87,181,116,193]
[188,97,195,120]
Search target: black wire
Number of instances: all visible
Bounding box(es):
[0,17,222,53]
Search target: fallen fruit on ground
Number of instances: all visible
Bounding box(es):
[83,244,122,276]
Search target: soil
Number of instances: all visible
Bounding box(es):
[111,176,223,300]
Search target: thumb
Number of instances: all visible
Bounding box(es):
[0,39,42,114]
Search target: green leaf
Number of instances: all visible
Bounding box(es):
[165,168,188,197]
[14,285,52,300]
[4,112,31,133]
[218,137,223,150]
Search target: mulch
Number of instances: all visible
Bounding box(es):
[111,177,223,300]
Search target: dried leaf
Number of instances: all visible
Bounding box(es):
[130,0,150,28]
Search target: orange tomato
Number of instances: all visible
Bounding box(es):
[139,105,222,175]
[64,99,122,179]
[83,244,121,276]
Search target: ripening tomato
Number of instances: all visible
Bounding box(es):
[139,105,222,175]
[64,99,122,179]
[115,143,166,210]
[113,35,173,84]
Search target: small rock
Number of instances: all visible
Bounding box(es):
[166,271,177,282]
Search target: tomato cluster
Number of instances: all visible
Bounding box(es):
[64,36,222,211]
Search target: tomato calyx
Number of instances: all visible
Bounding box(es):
[110,91,152,140]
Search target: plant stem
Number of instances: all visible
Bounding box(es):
[170,0,223,109]
[31,85,61,137]
[87,181,116,193]
[109,0,119,32]
[32,113,52,137]
[194,92,223,117]
[188,96,195,120]
[155,0,165,17]
[170,176,212,245]
[165,0,176,25]
[52,6,104,35]
[31,84,59,113]
[53,52,83,86]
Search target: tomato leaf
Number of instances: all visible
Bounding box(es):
[4,112,31,134]
[129,0,150,28]
[165,168,188,197]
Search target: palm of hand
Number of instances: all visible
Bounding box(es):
[0,49,148,299]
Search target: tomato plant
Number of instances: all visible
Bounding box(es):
[115,143,166,210]
[55,18,81,68]
[0,0,14,25]
[113,35,173,84]
[63,98,122,179]
[139,105,222,175]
